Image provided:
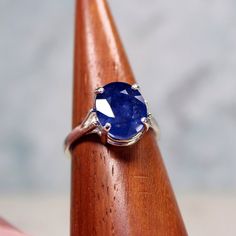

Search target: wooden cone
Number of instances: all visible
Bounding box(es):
[71,0,187,235]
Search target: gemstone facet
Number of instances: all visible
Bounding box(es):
[95,82,148,140]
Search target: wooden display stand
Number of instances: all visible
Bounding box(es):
[70,0,187,235]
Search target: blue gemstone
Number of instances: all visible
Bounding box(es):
[95,82,148,140]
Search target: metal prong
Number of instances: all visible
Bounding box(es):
[141,117,150,131]
[147,113,152,119]
[141,117,147,123]
[95,87,104,94]
[148,114,160,139]
[131,83,140,90]
[104,122,111,131]
[101,123,111,144]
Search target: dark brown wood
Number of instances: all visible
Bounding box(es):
[0,218,28,236]
[71,0,187,235]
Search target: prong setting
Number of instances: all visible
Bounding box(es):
[101,123,111,144]
[94,82,156,146]
[104,122,111,131]
[95,87,104,94]
[141,116,151,131]
[131,83,140,90]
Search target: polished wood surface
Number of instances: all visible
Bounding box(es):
[71,0,187,235]
[0,218,28,236]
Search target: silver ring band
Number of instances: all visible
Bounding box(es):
[64,110,160,154]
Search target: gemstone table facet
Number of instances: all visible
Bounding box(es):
[95,82,148,140]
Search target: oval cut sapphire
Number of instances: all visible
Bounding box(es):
[95,82,148,140]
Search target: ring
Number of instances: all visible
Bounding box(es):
[64,82,160,154]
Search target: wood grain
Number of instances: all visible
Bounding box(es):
[71,0,188,235]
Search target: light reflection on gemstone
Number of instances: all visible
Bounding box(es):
[120,89,129,95]
[96,99,115,118]
[136,124,144,132]
[134,95,145,103]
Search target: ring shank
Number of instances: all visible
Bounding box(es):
[64,110,159,156]
[64,110,99,156]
